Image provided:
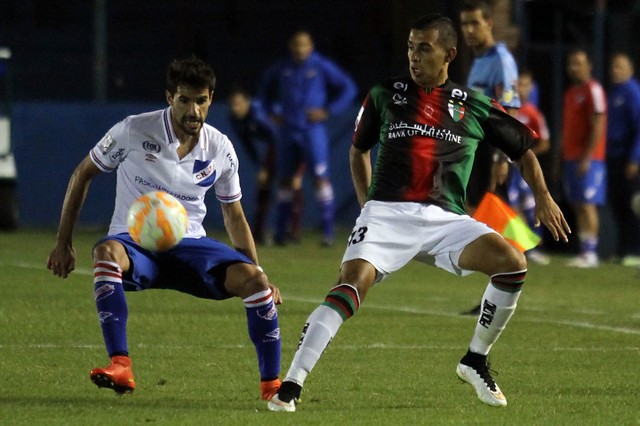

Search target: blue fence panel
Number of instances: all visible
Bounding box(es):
[12,102,361,233]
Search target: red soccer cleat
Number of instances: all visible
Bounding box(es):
[260,378,281,401]
[90,355,136,394]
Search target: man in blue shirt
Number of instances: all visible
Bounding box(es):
[258,31,357,246]
[460,0,521,211]
[460,0,521,316]
[228,87,304,245]
[606,52,640,265]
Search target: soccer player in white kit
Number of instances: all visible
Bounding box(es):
[47,57,283,401]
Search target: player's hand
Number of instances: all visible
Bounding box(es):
[269,284,283,305]
[47,243,76,279]
[534,193,571,243]
[306,108,328,123]
[489,161,509,191]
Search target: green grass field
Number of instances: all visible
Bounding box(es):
[1,228,639,425]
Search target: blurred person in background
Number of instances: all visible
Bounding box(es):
[228,87,304,245]
[258,30,357,246]
[561,48,607,268]
[459,0,521,315]
[606,52,640,266]
[459,0,520,212]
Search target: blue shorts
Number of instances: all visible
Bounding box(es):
[278,125,330,180]
[562,160,607,205]
[95,234,254,300]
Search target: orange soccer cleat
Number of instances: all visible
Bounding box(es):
[260,378,282,401]
[90,355,136,394]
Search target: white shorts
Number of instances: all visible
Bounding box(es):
[342,201,498,281]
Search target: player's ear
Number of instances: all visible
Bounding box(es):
[165,90,173,105]
[445,47,457,63]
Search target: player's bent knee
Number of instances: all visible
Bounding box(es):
[502,248,527,272]
[92,240,129,270]
[339,259,376,296]
[226,263,270,299]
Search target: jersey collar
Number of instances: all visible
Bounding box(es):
[163,107,177,145]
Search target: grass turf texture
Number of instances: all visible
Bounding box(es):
[1,229,639,425]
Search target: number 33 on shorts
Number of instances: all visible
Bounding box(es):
[348,226,368,246]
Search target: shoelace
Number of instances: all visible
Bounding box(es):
[476,361,499,392]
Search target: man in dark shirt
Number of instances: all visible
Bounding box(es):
[268,14,570,412]
[228,88,304,244]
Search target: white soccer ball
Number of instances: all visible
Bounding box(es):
[127,191,188,251]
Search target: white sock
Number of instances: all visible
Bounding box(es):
[284,305,344,386]
[469,283,521,355]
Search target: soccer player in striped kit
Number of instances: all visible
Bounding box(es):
[47,57,283,401]
[268,14,570,412]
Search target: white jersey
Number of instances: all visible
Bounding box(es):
[90,107,242,238]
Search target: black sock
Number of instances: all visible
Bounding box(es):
[278,381,302,402]
[460,349,487,367]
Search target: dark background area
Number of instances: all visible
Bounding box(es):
[1,0,639,103]
[1,0,639,256]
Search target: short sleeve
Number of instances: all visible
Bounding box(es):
[353,91,382,151]
[89,119,130,172]
[214,138,243,203]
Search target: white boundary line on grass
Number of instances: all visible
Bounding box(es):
[5,260,640,336]
[0,342,638,352]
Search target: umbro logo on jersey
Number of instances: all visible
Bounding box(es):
[142,141,161,153]
[193,160,216,187]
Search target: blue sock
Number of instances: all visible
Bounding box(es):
[243,289,281,380]
[275,189,293,242]
[316,184,335,241]
[582,236,598,255]
[94,261,128,357]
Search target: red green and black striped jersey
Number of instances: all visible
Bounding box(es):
[353,78,536,215]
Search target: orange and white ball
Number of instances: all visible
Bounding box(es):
[127,191,188,251]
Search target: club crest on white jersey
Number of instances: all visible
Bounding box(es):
[193,160,216,187]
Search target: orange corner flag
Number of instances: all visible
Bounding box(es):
[472,192,541,252]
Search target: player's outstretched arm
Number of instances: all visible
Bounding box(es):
[517,150,571,243]
[47,155,102,278]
